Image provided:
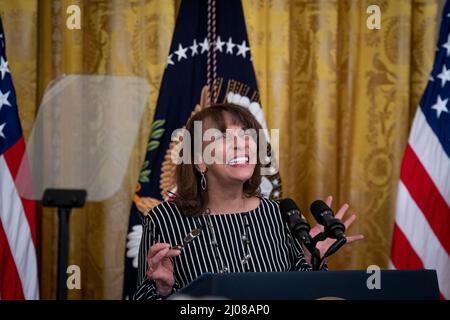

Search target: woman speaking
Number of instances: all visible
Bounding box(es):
[133,103,363,300]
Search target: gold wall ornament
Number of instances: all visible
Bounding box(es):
[160,85,210,199]
[134,196,161,216]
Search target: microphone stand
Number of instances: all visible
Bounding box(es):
[323,236,347,259]
[310,247,322,271]
[300,238,322,271]
[311,232,347,269]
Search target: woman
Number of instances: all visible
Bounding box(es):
[133,103,363,300]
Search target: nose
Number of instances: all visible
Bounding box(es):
[233,131,248,152]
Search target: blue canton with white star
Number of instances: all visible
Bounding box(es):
[0,18,23,156]
[422,1,450,158]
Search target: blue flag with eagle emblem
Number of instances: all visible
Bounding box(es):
[122,0,281,299]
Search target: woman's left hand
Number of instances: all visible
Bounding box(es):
[309,195,364,259]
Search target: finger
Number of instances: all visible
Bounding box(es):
[310,224,324,238]
[148,266,171,281]
[150,247,170,266]
[148,258,173,276]
[325,195,333,207]
[149,243,171,258]
[149,252,177,279]
[335,203,349,220]
[343,214,357,229]
[346,234,364,243]
[166,249,182,258]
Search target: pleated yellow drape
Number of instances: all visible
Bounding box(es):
[0,0,440,299]
[243,0,440,270]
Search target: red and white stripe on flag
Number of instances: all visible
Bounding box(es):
[390,110,450,299]
[1,139,39,300]
[0,19,39,300]
[390,2,450,299]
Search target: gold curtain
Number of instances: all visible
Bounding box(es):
[243,0,440,270]
[0,0,440,299]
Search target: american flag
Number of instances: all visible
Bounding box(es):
[0,18,39,299]
[390,1,450,300]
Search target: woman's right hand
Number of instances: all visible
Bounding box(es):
[147,243,181,296]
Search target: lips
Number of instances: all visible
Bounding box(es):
[228,156,249,166]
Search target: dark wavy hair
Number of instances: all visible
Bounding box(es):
[174,103,263,216]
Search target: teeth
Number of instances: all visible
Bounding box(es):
[229,156,249,165]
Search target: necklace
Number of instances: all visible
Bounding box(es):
[240,213,252,271]
[202,205,253,273]
[203,208,228,273]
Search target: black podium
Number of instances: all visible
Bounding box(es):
[175,270,439,300]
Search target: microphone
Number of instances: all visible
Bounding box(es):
[279,198,313,250]
[280,198,321,270]
[310,200,346,240]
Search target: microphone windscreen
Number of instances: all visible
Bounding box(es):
[279,198,298,214]
[279,198,300,223]
[310,200,332,224]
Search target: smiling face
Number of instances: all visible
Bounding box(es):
[175,103,263,216]
[200,112,258,187]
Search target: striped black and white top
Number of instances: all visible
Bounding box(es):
[133,196,317,300]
